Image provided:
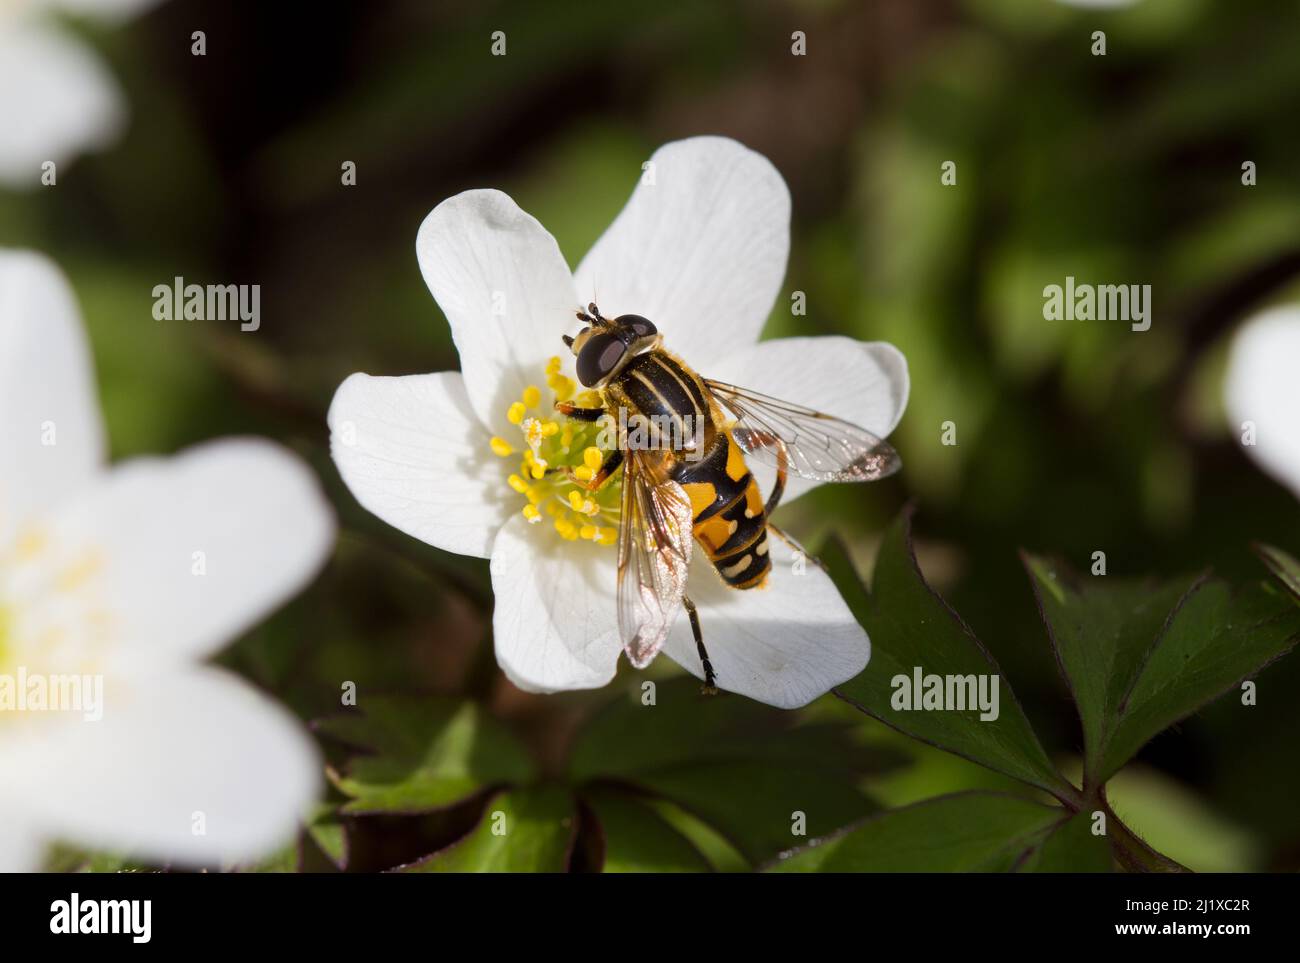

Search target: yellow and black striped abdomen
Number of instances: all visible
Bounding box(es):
[674,431,771,590]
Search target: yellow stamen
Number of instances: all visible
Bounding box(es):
[14,528,47,561]
[548,373,575,402]
[495,359,621,549]
[58,552,103,592]
[522,418,545,453]
[566,490,599,516]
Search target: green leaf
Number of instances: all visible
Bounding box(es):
[768,792,1064,873]
[1023,555,1196,787]
[317,697,534,814]
[1100,577,1300,783]
[639,798,750,873]
[79,853,138,874]
[1255,543,1300,603]
[399,788,575,872]
[1102,764,1259,873]
[239,844,299,873]
[570,678,883,865]
[1019,811,1114,872]
[304,803,348,870]
[829,515,1072,799]
[1027,556,1300,787]
[583,789,712,873]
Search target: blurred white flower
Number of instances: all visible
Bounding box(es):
[0,0,161,189]
[329,137,909,709]
[1224,305,1300,500]
[0,249,334,871]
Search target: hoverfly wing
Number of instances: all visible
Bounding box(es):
[616,448,693,668]
[704,379,901,483]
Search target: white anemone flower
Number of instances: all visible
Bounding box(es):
[1224,305,1300,501]
[0,0,161,189]
[0,250,333,871]
[329,137,909,709]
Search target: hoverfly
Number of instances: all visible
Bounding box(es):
[557,303,900,692]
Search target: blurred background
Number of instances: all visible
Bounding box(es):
[4,0,1299,871]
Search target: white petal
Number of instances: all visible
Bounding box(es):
[1224,306,1300,500]
[0,805,43,872]
[662,539,870,709]
[8,667,319,866]
[573,136,791,366]
[47,438,335,670]
[329,371,509,559]
[0,250,105,540]
[0,22,124,189]
[415,189,578,436]
[489,514,622,693]
[705,336,909,504]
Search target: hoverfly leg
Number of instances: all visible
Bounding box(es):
[767,523,828,574]
[682,594,718,694]
[733,427,790,515]
[560,448,624,493]
[763,434,789,517]
[554,400,605,422]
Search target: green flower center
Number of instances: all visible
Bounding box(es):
[488,356,622,545]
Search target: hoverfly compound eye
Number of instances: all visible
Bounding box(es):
[576,331,626,387]
[616,314,657,338]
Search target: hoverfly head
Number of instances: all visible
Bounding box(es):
[564,324,592,357]
[568,307,657,386]
[574,328,627,387]
[614,314,657,340]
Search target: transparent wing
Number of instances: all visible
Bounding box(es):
[616,449,694,669]
[704,379,901,483]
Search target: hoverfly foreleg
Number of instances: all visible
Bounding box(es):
[553,400,605,422]
[682,594,718,695]
[560,448,624,493]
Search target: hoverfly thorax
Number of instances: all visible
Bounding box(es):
[564,304,661,388]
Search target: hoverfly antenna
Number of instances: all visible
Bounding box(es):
[562,333,575,348]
